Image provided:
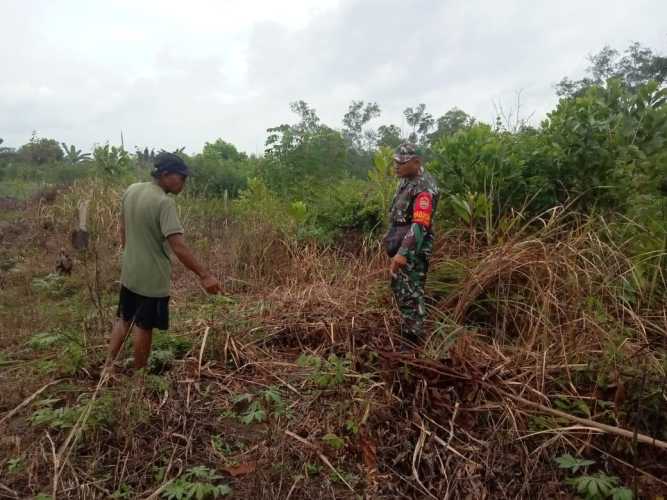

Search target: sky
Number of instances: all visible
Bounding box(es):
[1,0,666,155]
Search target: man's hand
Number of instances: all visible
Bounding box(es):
[200,274,221,294]
[389,254,408,277]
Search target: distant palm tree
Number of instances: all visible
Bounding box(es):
[61,143,91,164]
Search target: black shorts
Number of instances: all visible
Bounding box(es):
[116,286,170,331]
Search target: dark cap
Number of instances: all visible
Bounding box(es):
[151,152,192,178]
[394,143,423,163]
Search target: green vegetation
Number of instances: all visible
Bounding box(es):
[161,466,231,499]
[556,454,633,500]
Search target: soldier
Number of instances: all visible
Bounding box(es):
[383,143,439,344]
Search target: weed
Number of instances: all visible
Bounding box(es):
[161,466,231,499]
[6,457,23,474]
[230,387,286,425]
[110,483,135,499]
[304,462,322,477]
[297,353,351,388]
[28,331,66,350]
[556,454,633,500]
[322,433,345,450]
[344,419,359,435]
[148,333,192,373]
[555,453,595,473]
[31,273,67,297]
[211,434,245,463]
[30,393,114,432]
[28,329,86,375]
[567,474,632,500]
[144,373,170,395]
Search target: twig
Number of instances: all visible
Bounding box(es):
[506,393,667,450]
[285,475,301,500]
[0,481,18,499]
[285,430,354,492]
[197,326,211,377]
[410,421,479,465]
[411,422,438,500]
[0,379,63,427]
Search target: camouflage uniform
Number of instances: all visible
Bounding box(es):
[384,144,440,341]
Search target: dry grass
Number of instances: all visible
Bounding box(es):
[0,181,666,499]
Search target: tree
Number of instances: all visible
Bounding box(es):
[93,143,130,177]
[556,42,667,97]
[60,143,91,164]
[263,101,348,197]
[342,100,381,152]
[202,139,245,161]
[403,104,434,144]
[429,108,476,143]
[377,124,403,148]
[18,133,64,164]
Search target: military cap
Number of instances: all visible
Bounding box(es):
[394,143,423,163]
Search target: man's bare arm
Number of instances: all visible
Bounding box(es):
[167,233,220,293]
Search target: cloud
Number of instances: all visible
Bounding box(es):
[0,0,665,153]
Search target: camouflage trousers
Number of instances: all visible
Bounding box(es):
[391,254,429,341]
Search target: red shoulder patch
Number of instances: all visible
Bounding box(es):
[413,192,433,226]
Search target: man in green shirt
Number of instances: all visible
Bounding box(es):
[104,153,219,374]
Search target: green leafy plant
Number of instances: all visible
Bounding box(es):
[7,457,23,474]
[31,273,66,297]
[148,334,192,373]
[322,433,345,450]
[297,353,351,388]
[161,466,231,499]
[28,331,65,350]
[30,394,114,432]
[110,483,135,499]
[567,474,632,500]
[304,462,322,476]
[555,454,633,500]
[555,453,595,473]
[230,387,286,425]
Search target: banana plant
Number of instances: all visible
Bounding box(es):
[450,191,493,248]
[60,143,91,164]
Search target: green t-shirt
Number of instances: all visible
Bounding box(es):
[120,182,184,297]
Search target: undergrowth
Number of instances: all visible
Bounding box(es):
[0,181,665,498]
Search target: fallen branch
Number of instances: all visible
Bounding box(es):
[507,393,667,450]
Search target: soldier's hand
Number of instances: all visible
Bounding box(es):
[200,274,221,294]
[389,254,408,277]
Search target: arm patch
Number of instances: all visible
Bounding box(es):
[412,192,433,226]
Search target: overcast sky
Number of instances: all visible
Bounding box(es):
[1,0,665,155]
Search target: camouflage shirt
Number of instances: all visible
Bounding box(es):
[388,168,440,256]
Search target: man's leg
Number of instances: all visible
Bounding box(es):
[391,255,428,342]
[132,326,153,370]
[104,318,132,369]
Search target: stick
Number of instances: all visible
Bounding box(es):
[411,423,438,500]
[197,326,211,377]
[285,430,354,492]
[0,481,18,498]
[0,379,63,427]
[507,393,667,450]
